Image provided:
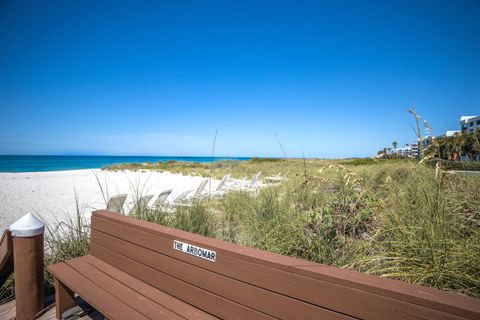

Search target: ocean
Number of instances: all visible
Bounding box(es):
[0,155,251,173]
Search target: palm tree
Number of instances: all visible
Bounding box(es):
[392,141,398,153]
[460,132,480,161]
[463,135,476,160]
[473,132,480,160]
[442,137,453,160]
[450,133,464,160]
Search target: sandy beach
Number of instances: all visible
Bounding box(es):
[0,169,222,230]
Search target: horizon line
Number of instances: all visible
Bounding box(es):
[0,154,367,160]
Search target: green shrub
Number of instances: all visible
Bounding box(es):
[347,167,480,297]
[0,276,14,305]
[340,158,381,166]
[427,159,480,171]
[170,201,216,238]
[249,157,285,163]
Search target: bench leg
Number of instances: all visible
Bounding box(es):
[55,278,75,320]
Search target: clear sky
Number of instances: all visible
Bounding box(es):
[1,1,479,158]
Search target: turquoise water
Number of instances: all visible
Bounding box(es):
[0,155,250,172]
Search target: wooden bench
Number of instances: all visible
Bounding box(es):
[49,210,480,320]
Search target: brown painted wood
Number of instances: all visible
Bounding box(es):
[0,230,13,288]
[92,210,480,319]
[66,257,186,320]
[48,263,149,320]
[288,264,480,320]
[90,229,350,320]
[82,255,219,320]
[54,278,74,320]
[89,242,280,320]
[91,212,478,320]
[48,210,480,320]
[13,233,44,320]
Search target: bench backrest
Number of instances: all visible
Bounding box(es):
[89,210,480,320]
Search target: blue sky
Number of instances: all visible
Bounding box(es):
[1,1,479,158]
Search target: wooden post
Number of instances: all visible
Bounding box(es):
[10,213,45,320]
[55,278,75,319]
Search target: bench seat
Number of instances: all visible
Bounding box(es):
[49,255,217,320]
[48,210,480,320]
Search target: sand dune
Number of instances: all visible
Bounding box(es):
[0,169,221,230]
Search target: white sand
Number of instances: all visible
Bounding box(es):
[0,169,222,230]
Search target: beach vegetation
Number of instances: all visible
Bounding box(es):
[425,130,480,162]
[2,158,479,303]
[128,159,480,298]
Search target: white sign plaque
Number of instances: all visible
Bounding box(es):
[173,240,216,263]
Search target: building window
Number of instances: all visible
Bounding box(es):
[470,122,474,126]
[477,120,480,125]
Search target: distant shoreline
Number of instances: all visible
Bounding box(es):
[0,155,252,173]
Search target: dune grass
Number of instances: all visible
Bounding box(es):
[1,158,478,304]
[103,157,338,179]
[43,195,90,296]
[129,159,480,298]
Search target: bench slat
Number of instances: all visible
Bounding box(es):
[81,255,219,320]
[90,242,282,320]
[91,229,352,320]
[92,213,472,320]
[92,210,480,320]
[65,257,186,320]
[289,265,480,320]
[48,263,149,320]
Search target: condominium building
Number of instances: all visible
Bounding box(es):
[382,115,479,159]
[394,144,418,158]
[460,116,480,134]
[411,143,419,158]
[394,147,409,157]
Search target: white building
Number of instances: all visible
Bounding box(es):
[385,115,479,159]
[460,116,480,134]
[444,130,460,137]
[394,144,418,158]
[394,147,408,156]
[392,143,420,158]
[411,143,419,158]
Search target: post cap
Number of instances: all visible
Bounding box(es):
[9,212,45,237]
